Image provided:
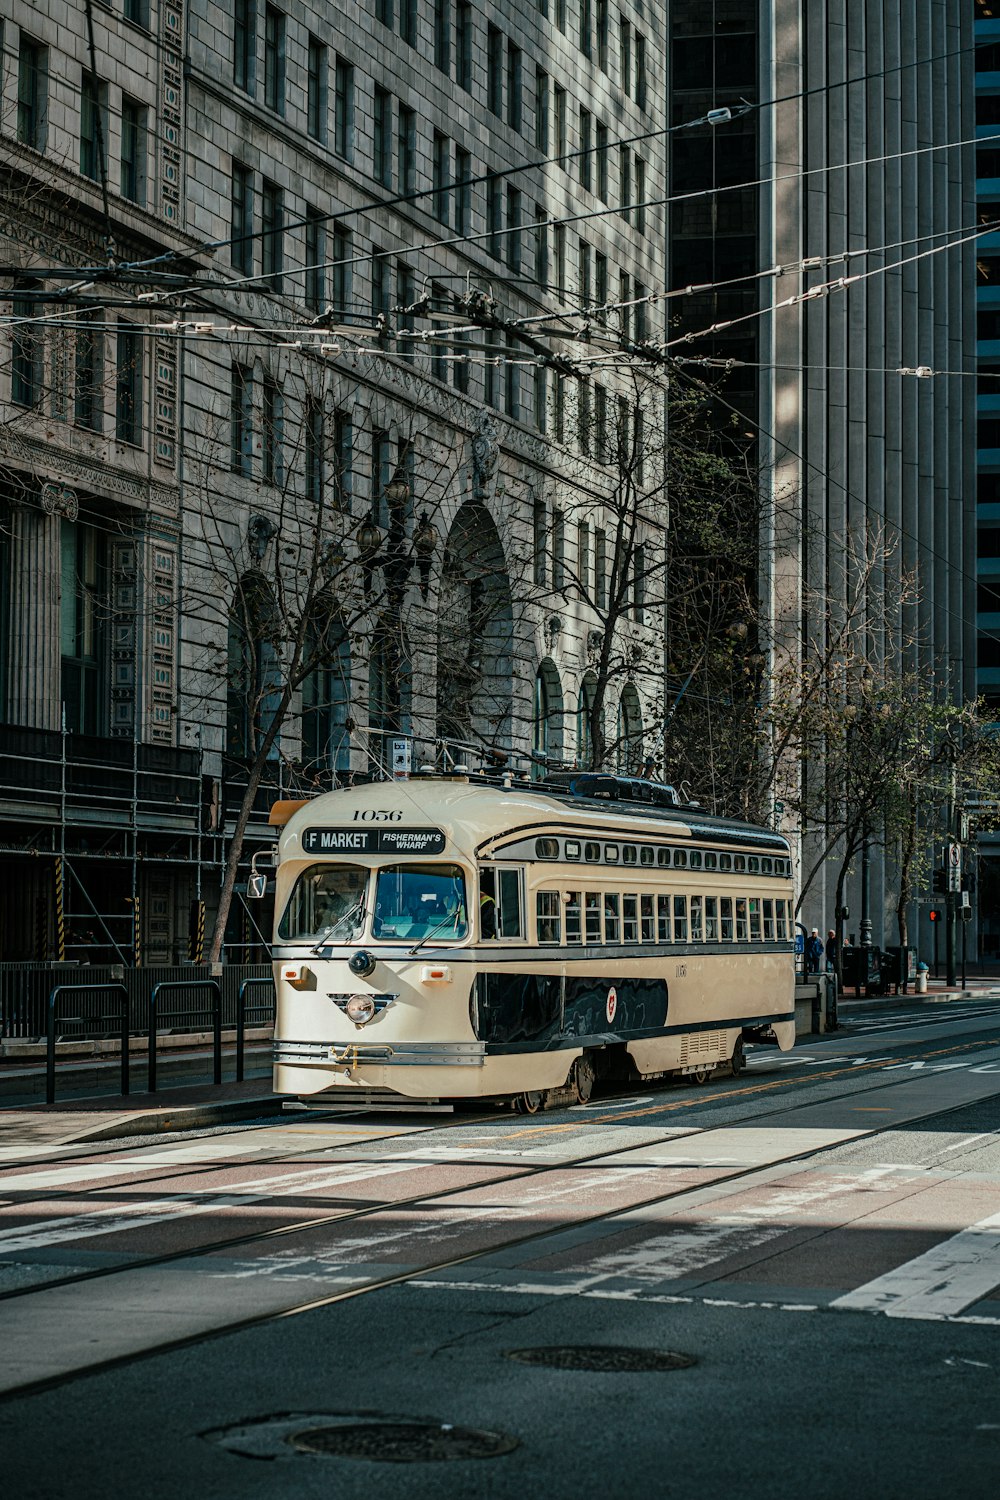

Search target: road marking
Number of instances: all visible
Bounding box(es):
[832,1210,1000,1319]
[0,1159,427,1254]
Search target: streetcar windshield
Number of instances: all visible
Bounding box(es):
[277,863,368,942]
[371,863,469,941]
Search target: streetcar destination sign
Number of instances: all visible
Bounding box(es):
[302,827,446,855]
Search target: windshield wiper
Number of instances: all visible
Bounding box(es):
[310,899,366,953]
[408,908,464,957]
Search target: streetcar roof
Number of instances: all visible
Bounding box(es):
[275,776,790,861]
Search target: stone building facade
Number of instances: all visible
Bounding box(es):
[0,0,670,961]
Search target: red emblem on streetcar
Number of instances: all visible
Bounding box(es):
[606,986,618,1024]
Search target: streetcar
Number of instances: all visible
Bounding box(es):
[257,770,796,1111]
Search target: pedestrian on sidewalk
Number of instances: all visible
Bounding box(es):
[806,929,824,974]
[825,929,838,972]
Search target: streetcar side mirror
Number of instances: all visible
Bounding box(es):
[247,873,268,900]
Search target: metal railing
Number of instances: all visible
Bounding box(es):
[148,980,222,1094]
[236,976,278,1083]
[4,963,273,1040]
[46,983,129,1106]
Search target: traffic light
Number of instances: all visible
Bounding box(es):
[931,869,947,895]
[929,909,941,924]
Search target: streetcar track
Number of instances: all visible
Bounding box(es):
[0,1031,997,1314]
[1,1069,998,1405]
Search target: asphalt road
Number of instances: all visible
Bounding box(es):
[2,995,999,1499]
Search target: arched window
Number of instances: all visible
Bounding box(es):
[437,501,513,753]
[368,616,412,771]
[226,573,281,760]
[301,603,351,780]
[617,682,643,774]
[577,671,598,769]
[532,658,564,779]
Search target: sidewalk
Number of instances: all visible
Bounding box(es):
[0,1042,282,1159]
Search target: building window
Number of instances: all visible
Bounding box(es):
[456,0,472,90]
[577,376,591,455]
[397,104,415,194]
[556,0,567,33]
[506,186,521,272]
[115,323,143,445]
[595,251,608,314]
[234,0,255,93]
[305,400,324,505]
[554,85,567,160]
[596,121,608,200]
[595,528,607,608]
[302,614,352,775]
[554,222,566,293]
[435,0,451,73]
[120,96,146,205]
[534,363,547,432]
[376,0,393,25]
[372,247,391,325]
[334,57,353,159]
[552,507,566,590]
[597,0,608,70]
[484,329,500,409]
[264,5,285,113]
[635,280,647,340]
[431,283,448,382]
[634,155,646,235]
[10,283,41,408]
[636,32,647,110]
[580,0,592,58]
[262,376,284,486]
[433,131,450,225]
[74,309,104,433]
[230,364,253,473]
[453,329,469,392]
[507,40,522,131]
[534,203,548,284]
[397,261,415,332]
[307,36,327,142]
[487,172,502,258]
[455,147,472,235]
[578,237,591,304]
[261,178,283,292]
[619,269,631,340]
[61,520,107,737]
[533,497,547,584]
[305,208,326,311]
[579,107,592,190]
[232,162,253,275]
[332,411,353,508]
[400,0,417,46]
[374,86,392,187]
[535,69,549,152]
[124,0,149,27]
[619,14,631,95]
[578,520,591,594]
[553,372,565,442]
[332,226,352,314]
[505,344,520,419]
[633,543,645,623]
[17,36,47,151]
[487,25,503,116]
[619,145,631,222]
[595,382,607,462]
[80,73,107,182]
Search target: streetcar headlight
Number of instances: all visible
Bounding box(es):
[345,993,377,1025]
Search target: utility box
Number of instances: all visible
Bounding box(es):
[841,944,882,995]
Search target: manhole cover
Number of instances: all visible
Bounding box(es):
[505,1345,696,1373]
[288,1422,519,1462]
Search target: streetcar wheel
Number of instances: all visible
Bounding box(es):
[515,1090,545,1114]
[570,1056,596,1104]
[688,1068,710,1086]
[730,1037,746,1078]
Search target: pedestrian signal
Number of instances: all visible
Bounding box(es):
[929,909,940,922]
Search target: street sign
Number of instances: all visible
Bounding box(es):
[391,738,412,780]
[946,842,961,893]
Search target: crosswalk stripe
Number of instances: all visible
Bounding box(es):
[831,1210,1000,1318]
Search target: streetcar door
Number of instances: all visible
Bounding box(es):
[481,865,523,940]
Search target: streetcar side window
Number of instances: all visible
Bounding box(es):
[763,898,775,941]
[719,853,732,871]
[640,846,655,867]
[536,838,559,859]
[705,895,719,940]
[657,848,670,868]
[497,867,523,938]
[673,895,687,942]
[566,841,581,860]
[641,893,655,942]
[690,894,704,941]
[604,892,620,941]
[704,852,717,870]
[605,844,620,863]
[748,856,760,873]
[565,890,583,943]
[734,855,746,872]
[537,890,562,944]
[735,897,748,942]
[623,894,639,942]
[658,894,671,942]
[623,845,637,865]
[585,841,601,862]
[762,857,773,874]
[720,897,734,940]
[775,899,788,940]
[673,849,688,868]
[690,851,703,870]
[585,890,602,943]
[749,897,762,941]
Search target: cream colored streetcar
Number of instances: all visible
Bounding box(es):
[262,772,796,1111]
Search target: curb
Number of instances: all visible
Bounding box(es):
[74,1094,286,1142]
